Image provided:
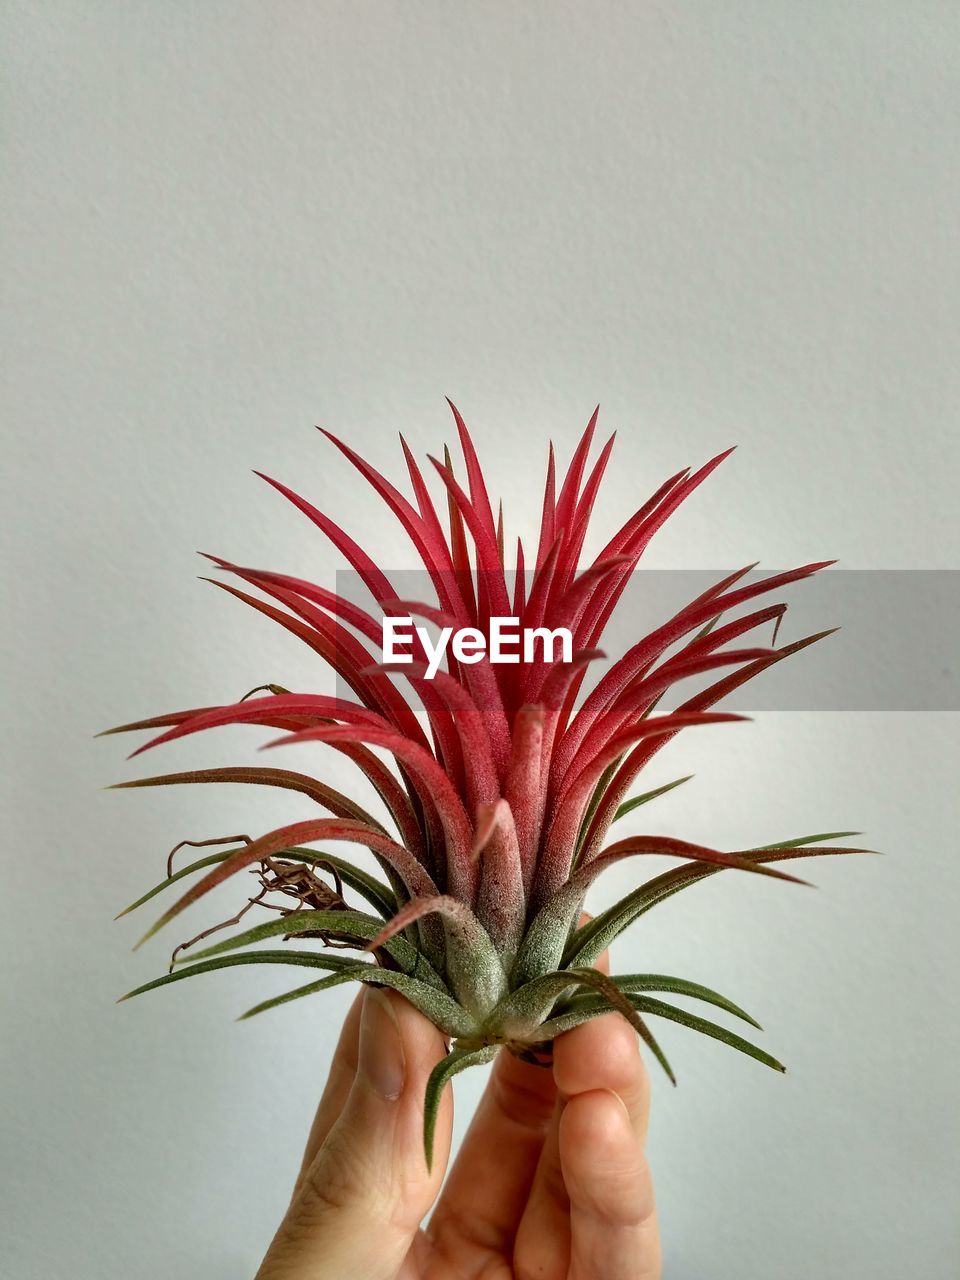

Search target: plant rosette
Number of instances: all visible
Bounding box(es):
[106,403,870,1167]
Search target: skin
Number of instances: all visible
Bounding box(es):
[256,940,661,1280]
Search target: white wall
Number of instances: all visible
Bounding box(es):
[3,4,958,1277]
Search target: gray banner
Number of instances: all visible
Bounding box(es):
[332,569,959,711]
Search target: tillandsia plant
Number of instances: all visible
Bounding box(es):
[106,404,868,1167]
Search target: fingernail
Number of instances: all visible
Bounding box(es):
[359,987,406,1101]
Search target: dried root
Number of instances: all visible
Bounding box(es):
[165,838,369,971]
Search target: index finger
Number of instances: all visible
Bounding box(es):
[293,989,364,1195]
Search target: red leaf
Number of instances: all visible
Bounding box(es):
[554,407,599,537]
[109,766,388,830]
[505,705,546,896]
[555,560,832,788]
[534,441,557,573]
[266,722,477,902]
[577,629,838,864]
[472,799,526,954]
[129,693,388,760]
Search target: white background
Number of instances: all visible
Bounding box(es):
[3,4,959,1277]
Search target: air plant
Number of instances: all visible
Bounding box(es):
[106,404,866,1166]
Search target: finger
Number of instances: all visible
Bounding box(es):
[512,1011,651,1277]
[293,989,364,1195]
[552,1011,651,1145]
[430,1046,557,1260]
[576,911,610,976]
[511,1100,569,1280]
[257,988,449,1280]
[560,1089,660,1280]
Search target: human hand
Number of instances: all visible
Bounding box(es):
[256,968,661,1280]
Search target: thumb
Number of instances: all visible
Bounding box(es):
[257,986,451,1280]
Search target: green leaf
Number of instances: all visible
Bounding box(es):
[517,831,804,989]
[612,775,694,824]
[240,965,476,1038]
[533,999,615,1040]
[610,973,761,1028]
[749,831,862,851]
[630,995,786,1073]
[520,991,676,1084]
[512,891,586,987]
[542,972,760,1035]
[363,893,508,1017]
[573,755,623,861]
[423,1044,497,1171]
[238,968,371,1018]
[177,910,448,992]
[565,836,869,969]
[637,1026,678,1087]
[115,851,236,918]
[494,968,675,1084]
[107,766,392,837]
[492,970,582,1036]
[567,968,676,1084]
[117,846,398,922]
[117,949,361,1001]
[182,909,376,958]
